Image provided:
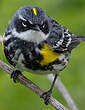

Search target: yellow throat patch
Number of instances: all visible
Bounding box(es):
[40,44,60,66]
[32,8,37,16]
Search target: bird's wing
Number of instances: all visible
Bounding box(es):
[47,17,82,52]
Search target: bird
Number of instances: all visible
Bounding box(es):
[2,5,85,105]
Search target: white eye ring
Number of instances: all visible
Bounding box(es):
[28,20,33,24]
[22,22,27,27]
[42,24,45,28]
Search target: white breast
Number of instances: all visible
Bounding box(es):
[12,29,49,43]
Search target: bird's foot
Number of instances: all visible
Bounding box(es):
[11,70,22,83]
[40,90,52,105]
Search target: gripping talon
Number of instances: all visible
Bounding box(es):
[11,70,22,83]
[40,90,52,105]
[40,74,58,105]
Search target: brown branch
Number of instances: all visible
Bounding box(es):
[0,35,2,42]
[0,60,68,110]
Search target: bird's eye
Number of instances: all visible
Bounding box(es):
[42,24,45,28]
[15,19,33,32]
[22,21,27,27]
[40,21,49,34]
[22,20,32,28]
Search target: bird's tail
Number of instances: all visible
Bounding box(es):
[68,35,85,51]
[77,36,85,42]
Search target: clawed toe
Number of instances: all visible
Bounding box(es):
[40,90,52,105]
[11,70,22,83]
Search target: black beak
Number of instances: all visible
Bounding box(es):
[32,25,40,31]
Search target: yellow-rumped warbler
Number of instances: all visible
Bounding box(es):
[3,6,85,105]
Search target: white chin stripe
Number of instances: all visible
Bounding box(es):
[12,28,49,43]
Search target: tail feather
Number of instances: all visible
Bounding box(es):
[68,36,85,51]
[77,36,85,42]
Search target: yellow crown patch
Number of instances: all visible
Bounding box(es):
[32,8,37,16]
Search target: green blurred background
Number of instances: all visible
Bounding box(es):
[0,0,85,110]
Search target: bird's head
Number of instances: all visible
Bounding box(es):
[7,6,50,43]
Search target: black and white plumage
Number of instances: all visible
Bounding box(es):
[3,6,85,105]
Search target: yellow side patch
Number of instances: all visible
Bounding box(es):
[2,34,5,50]
[40,44,60,66]
[32,8,37,16]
